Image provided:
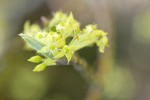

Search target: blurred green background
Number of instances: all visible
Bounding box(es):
[0,0,150,100]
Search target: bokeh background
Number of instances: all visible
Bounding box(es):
[0,0,150,100]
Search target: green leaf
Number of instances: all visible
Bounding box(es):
[63,45,73,63]
[28,55,43,63]
[37,46,49,53]
[65,51,73,64]
[19,34,52,58]
[51,49,59,56]
[56,23,65,32]
[54,50,65,58]
[43,59,56,66]
[62,12,80,38]
[19,34,45,51]
[96,36,108,53]
[55,38,65,48]
[48,11,67,28]
[33,64,46,72]
[24,21,30,32]
[83,25,97,33]
[24,21,41,34]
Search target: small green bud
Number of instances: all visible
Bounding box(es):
[84,25,97,33]
[74,28,81,34]
[28,55,43,63]
[49,45,55,50]
[37,34,43,39]
[49,31,54,35]
[33,64,46,72]
[64,48,69,53]
[56,24,64,31]
[53,33,60,41]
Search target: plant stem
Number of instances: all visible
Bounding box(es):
[56,54,94,84]
[71,54,94,84]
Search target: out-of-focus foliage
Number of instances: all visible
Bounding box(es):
[102,67,135,99]
[133,10,150,44]
[20,11,108,72]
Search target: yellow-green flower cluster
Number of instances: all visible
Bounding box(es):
[19,11,108,72]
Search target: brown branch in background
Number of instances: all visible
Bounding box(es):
[84,0,115,100]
